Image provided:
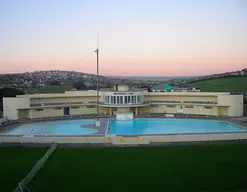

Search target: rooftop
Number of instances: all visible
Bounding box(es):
[152,84,174,91]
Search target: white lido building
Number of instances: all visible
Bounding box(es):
[3,83,244,120]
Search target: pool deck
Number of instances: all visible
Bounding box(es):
[80,118,109,135]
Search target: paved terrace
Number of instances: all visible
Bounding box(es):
[81,118,109,135]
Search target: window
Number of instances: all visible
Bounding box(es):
[151,104,159,107]
[53,107,62,110]
[170,101,180,103]
[113,96,116,104]
[128,96,131,103]
[138,95,141,103]
[105,96,109,104]
[124,96,128,103]
[185,106,193,108]
[132,96,136,103]
[87,106,95,108]
[35,108,43,111]
[204,106,213,109]
[167,105,175,107]
[71,106,80,109]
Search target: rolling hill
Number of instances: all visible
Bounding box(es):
[185,76,247,92]
[24,84,74,94]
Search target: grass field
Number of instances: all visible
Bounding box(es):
[24,84,73,94]
[0,147,47,192]
[185,76,247,92]
[28,143,247,192]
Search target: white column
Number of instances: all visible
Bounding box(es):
[135,107,138,115]
[109,108,112,116]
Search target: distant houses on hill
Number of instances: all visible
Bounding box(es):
[176,68,247,85]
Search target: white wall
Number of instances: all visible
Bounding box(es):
[218,95,243,117]
[118,85,130,91]
[228,95,243,117]
[3,97,30,120]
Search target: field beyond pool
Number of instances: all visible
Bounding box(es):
[24,143,247,192]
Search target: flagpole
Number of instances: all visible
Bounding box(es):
[95,34,100,126]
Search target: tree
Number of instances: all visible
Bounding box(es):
[140,85,152,92]
[0,88,25,111]
[73,81,87,90]
[0,87,24,97]
[49,80,61,85]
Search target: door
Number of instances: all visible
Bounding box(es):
[64,107,70,115]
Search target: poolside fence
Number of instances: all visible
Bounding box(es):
[2,113,244,127]
[1,132,247,146]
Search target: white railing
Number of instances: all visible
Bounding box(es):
[1,132,247,146]
[13,143,57,192]
[149,100,218,105]
[137,112,240,120]
[105,119,111,135]
[99,100,150,105]
[18,114,110,122]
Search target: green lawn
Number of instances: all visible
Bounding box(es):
[24,84,73,94]
[29,144,247,192]
[0,147,47,192]
[185,76,247,92]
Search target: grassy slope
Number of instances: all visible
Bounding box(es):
[24,84,73,94]
[0,147,47,192]
[185,76,247,92]
[29,144,247,192]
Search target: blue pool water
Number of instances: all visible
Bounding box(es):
[108,118,247,135]
[6,119,97,135]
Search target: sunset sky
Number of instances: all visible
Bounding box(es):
[0,0,247,76]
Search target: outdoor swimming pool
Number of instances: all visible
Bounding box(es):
[108,118,247,135]
[3,118,247,136]
[5,119,97,135]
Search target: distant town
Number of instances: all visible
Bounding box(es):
[0,68,246,91]
[179,68,247,85]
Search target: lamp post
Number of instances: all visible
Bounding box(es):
[95,35,101,127]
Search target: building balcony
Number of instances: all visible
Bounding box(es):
[183,101,217,105]
[100,89,147,92]
[29,100,150,108]
[98,101,150,107]
[149,100,181,104]
[30,101,97,107]
[149,100,218,105]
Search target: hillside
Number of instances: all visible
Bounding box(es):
[185,76,247,92]
[24,84,74,94]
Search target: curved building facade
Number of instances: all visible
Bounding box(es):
[3,83,244,120]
